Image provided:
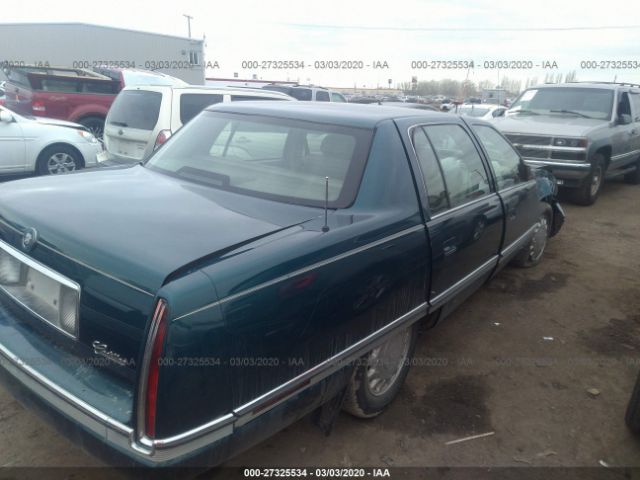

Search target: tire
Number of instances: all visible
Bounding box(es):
[343,322,419,418]
[624,158,640,185]
[511,205,552,268]
[36,145,83,176]
[625,371,640,433]
[571,154,605,206]
[78,116,105,143]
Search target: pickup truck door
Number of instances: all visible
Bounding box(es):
[0,111,26,172]
[628,91,640,161]
[466,121,541,263]
[397,119,503,316]
[611,90,638,171]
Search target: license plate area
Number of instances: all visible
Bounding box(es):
[0,240,80,338]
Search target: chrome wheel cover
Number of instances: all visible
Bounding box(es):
[590,165,603,197]
[528,216,549,262]
[366,327,411,397]
[47,153,77,174]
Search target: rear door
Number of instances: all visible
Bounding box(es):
[104,87,166,161]
[467,121,541,263]
[399,119,503,314]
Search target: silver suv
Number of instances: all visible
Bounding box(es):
[262,84,347,102]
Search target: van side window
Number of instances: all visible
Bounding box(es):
[412,127,449,215]
[473,125,526,190]
[180,94,224,124]
[316,91,330,102]
[423,124,491,208]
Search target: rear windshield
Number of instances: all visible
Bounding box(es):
[180,93,224,124]
[108,90,162,130]
[146,111,373,208]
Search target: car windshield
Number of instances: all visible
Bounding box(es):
[509,87,613,120]
[146,111,373,208]
[458,106,490,117]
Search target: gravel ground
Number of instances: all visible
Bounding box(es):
[0,178,638,476]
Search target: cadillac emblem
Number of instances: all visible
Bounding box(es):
[22,228,38,252]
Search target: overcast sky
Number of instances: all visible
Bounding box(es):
[5,0,640,88]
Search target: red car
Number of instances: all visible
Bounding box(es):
[4,66,119,140]
[3,66,185,140]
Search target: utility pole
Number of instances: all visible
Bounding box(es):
[183,14,193,38]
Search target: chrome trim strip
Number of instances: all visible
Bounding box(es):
[0,291,428,462]
[429,194,499,222]
[429,256,498,308]
[233,301,428,426]
[500,224,537,259]
[611,149,640,161]
[0,337,134,441]
[0,239,81,339]
[513,144,586,152]
[523,159,591,169]
[173,225,426,321]
[0,219,154,297]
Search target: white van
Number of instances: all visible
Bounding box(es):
[101,86,293,163]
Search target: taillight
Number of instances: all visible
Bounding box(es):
[153,129,172,150]
[139,299,168,439]
[32,101,46,113]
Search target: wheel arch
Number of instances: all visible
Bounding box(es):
[36,142,86,172]
[594,145,612,170]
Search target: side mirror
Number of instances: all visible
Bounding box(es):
[618,113,632,125]
[0,110,14,124]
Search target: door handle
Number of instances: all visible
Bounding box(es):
[443,238,458,256]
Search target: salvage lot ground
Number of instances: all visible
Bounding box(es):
[0,177,638,474]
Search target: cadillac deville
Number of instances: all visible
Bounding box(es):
[0,102,564,467]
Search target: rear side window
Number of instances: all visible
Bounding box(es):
[423,124,491,208]
[331,92,346,102]
[289,88,312,101]
[473,125,525,190]
[316,91,330,102]
[180,93,223,124]
[40,78,79,93]
[108,90,162,130]
[81,81,118,94]
[412,127,448,215]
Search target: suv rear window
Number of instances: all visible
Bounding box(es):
[108,90,162,130]
[180,93,224,124]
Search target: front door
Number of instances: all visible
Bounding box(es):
[405,121,503,314]
[467,121,541,262]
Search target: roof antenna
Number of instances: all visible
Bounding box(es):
[322,176,330,233]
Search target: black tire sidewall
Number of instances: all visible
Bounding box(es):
[350,322,419,416]
[576,155,605,205]
[37,145,82,176]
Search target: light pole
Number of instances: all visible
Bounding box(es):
[183,14,193,38]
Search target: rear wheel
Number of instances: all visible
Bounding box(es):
[512,205,551,268]
[78,116,105,143]
[571,154,605,205]
[625,371,640,433]
[36,145,83,176]
[624,158,640,185]
[343,323,419,418]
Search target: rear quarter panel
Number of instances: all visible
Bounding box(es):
[152,120,430,438]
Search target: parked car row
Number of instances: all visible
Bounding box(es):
[0,100,564,467]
